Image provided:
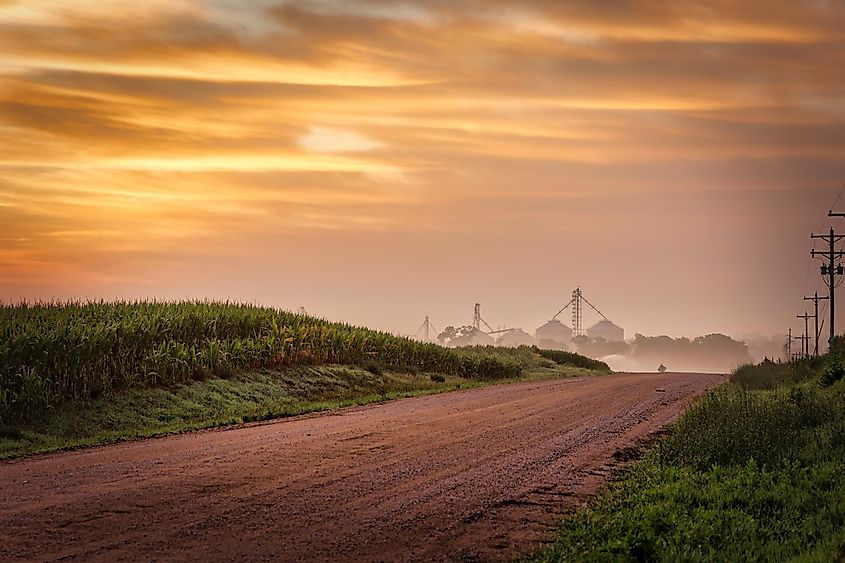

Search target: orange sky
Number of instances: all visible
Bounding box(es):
[1,0,844,340]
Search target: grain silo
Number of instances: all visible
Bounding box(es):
[535,320,572,350]
[587,319,624,342]
[497,329,536,347]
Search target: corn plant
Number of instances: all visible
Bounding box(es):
[0,300,520,424]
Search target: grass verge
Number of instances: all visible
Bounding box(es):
[0,361,597,460]
[1,301,528,423]
[530,352,845,562]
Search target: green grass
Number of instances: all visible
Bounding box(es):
[731,358,821,390]
[0,360,596,460]
[453,345,612,374]
[530,351,845,562]
[0,302,607,458]
[530,456,845,562]
[534,347,611,371]
[0,365,451,458]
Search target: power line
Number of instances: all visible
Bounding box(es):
[830,183,845,212]
[810,225,845,348]
[804,292,828,356]
[797,311,812,358]
[804,184,845,303]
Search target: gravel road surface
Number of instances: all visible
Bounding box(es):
[0,371,724,562]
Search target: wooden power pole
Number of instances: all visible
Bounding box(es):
[797,312,812,357]
[804,292,828,356]
[811,224,845,349]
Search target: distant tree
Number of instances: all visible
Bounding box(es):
[742,333,790,363]
[437,325,494,347]
[631,333,750,372]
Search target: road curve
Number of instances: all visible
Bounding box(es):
[0,372,723,562]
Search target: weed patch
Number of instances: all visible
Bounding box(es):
[530,358,845,561]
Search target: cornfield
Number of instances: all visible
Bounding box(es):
[0,301,521,424]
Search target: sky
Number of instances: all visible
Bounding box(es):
[1,0,844,341]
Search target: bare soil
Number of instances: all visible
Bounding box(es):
[0,372,723,562]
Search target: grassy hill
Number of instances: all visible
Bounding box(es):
[0,301,608,457]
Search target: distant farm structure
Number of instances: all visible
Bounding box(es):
[435,303,522,347]
[535,320,571,350]
[497,329,536,347]
[420,288,624,353]
[408,287,753,373]
[587,319,625,342]
[537,287,624,350]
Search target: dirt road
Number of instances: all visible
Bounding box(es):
[0,372,723,562]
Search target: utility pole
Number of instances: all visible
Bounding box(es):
[804,292,828,356]
[811,225,845,349]
[786,328,792,361]
[797,312,812,357]
[794,334,809,360]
